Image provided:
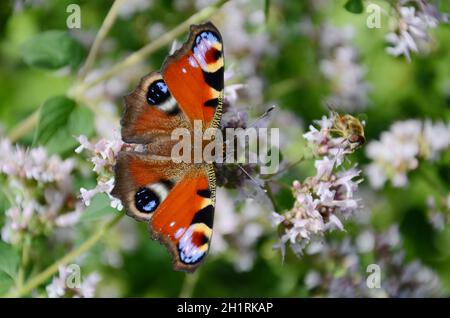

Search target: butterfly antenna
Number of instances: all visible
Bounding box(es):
[248,105,276,128]
[324,101,339,116]
[237,164,266,191]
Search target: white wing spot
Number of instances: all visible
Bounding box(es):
[178,225,207,264]
[188,56,199,68]
[175,228,185,239]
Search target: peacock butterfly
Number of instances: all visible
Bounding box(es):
[112,22,224,272]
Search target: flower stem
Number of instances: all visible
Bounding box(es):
[265,183,279,212]
[7,109,40,143]
[179,271,200,298]
[77,0,125,81]
[5,212,123,298]
[16,235,31,290]
[274,155,307,177]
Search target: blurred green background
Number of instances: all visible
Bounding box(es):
[0,0,449,297]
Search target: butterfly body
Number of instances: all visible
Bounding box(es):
[112,22,224,272]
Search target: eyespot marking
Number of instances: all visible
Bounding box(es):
[146,80,180,115]
[205,47,222,64]
[192,31,222,71]
[134,181,171,214]
[135,188,160,213]
[177,224,211,265]
[146,80,170,105]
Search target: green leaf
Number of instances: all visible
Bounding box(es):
[69,105,95,137]
[34,95,76,145]
[344,0,364,14]
[264,0,270,23]
[21,30,85,70]
[0,241,19,280]
[44,104,95,154]
[80,194,117,222]
[0,272,14,295]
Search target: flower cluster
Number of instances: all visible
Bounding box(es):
[319,24,370,111]
[46,266,101,298]
[0,138,80,244]
[272,113,365,258]
[211,188,271,272]
[365,119,450,189]
[304,225,443,297]
[75,134,125,211]
[386,0,449,61]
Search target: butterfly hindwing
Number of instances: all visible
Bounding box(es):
[112,151,216,271]
[162,22,224,129]
[150,165,216,272]
[112,151,180,221]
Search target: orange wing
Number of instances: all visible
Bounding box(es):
[111,151,216,272]
[112,151,180,221]
[121,72,187,145]
[150,167,215,272]
[113,22,223,272]
[161,22,224,129]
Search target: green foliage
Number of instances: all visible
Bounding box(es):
[0,241,19,281]
[344,0,364,14]
[34,96,94,154]
[21,30,85,70]
[0,0,449,298]
[80,195,117,222]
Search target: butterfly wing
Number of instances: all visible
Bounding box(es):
[161,22,224,129]
[112,151,216,272]
[113,22,223,272]
[112,151,180,221]
[150,164,216,272]
[121,72,188,145]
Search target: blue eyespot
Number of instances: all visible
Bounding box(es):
[135,187,160,213]
[195,31,218,46]
[146,80,170,105]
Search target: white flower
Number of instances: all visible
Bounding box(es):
[117,0,152,18]
[274,114,364,258]
[304,270,322,289]
[46,267,67,298]
[80,188,97,206]
[314,156,335,178]
[75,135,92,154]
[76,135,125,211]
[386,3,448,61]
[423,120,450,160]
[46,266,101,298]
[0,138,75,184]
[274,167,362,257]
[366,119,449,189]
[270,212,285,227]
[0,138,80,243]
[78,272,101,298]
[210,189,269,272]
[55,203,83,227]
[365,163,387,189]
[319,24,370,111]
